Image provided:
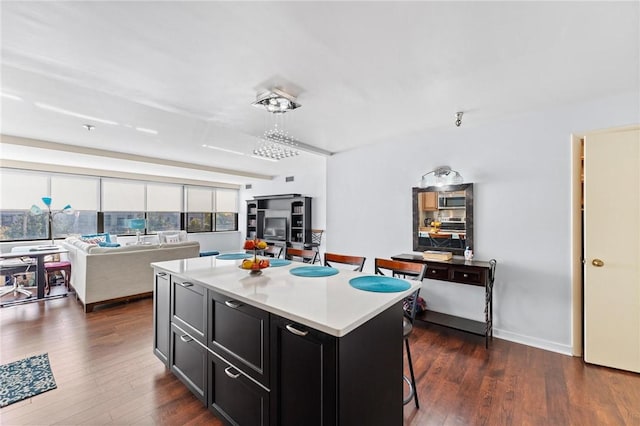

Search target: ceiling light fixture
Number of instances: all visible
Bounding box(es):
[34,102,119,125]
[420,166,464,187]
[83,124,95,131]
[135,127,158,135]
[202,144,246,156]
[455,111,464,127]
[1,92,23,101]
[252,88,301,160]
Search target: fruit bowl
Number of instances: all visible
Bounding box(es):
[240,258,270,275]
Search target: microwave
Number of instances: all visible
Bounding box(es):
[438,196,465,209]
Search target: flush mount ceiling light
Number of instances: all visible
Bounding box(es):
[252,88,301,160]
[420,166,464,187]
[252,88,301,114]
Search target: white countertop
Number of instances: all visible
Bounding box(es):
[151,256,420,337]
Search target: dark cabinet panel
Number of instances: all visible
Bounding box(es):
[171,277,207,343]
[153,271,170,365]
[270,317,337,426]
[209,291,270,387]
[170,323,207,403]
[208,353,269,426]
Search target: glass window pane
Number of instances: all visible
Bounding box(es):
[216,189,238,212]
[186,187,213,211]
[103,212,145,235]
[102,180,145,211]
[215,213,237,231]
[53,211,97,238]
[147,184,182,212]
[51,175,99,211]
[147,212,181,233]
[187,213,212,233]
[0,210,47,241]
[0,170,48,209]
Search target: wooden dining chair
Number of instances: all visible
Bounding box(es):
[374,258,427,409]
[285,247,318,264]
[263,245,283,259]
[323,252,366,272]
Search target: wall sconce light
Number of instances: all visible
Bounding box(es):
[30,197,74,246]
[420,166,464,188]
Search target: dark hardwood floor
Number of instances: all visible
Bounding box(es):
[1,296,639,425]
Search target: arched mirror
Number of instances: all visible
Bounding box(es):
[412,183,473,256]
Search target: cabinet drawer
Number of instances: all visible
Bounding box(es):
[424,264,448,281]
[208,353,269,426]
[171,277,207,343]
[170,323,207,404]
[450,268,485,286]
[208,291,270,387]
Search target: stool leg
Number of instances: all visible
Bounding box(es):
[405,337,419,409]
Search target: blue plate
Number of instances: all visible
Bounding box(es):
[349,276,411,293]
[269,259,292,267]
[290,266,339,277]
[217,253,253,260]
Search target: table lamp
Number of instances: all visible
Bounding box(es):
[128,218,146,244]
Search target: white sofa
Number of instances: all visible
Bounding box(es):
[63,236,200,312]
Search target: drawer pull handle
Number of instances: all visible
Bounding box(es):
[177,281,194,288]
[225,300,242,309]
[179,334,193,343]
[286,324,309,337]
[463,273,469,278]
[431,270,437,274]
[224,366,241,379]
[157,272,167,277]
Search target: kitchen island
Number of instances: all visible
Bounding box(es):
[151,256,419,426]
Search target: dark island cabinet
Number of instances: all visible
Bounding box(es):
[208,291,270,388]
[153,269,404,426]
[270,316,337,426]
[153,271,170,365]
[208,353,270,426]
[171,276,207,344]
[170,323,207,404]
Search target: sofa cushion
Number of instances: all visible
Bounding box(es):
[157,230,188,243]
[81,233,111,244]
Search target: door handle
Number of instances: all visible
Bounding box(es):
[177,281,193,288]
[286,324,309,337]
[591,259,605,267]
[179,334,193,343]
[224,300,242,309]
[224,366,241,379]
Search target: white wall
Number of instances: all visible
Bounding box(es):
[327,92,640,354]
[239,156,327,251]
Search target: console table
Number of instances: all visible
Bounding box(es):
[391,254,497,348]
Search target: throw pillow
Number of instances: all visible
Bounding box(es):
[80,233,110,243]
[165,235,180,244]
[98,242,121,248]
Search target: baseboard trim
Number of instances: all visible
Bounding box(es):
[83,292,153,313]
[494,328,573,356]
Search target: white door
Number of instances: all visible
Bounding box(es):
[583,127,640,373]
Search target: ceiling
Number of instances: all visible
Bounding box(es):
[1,1,638,184]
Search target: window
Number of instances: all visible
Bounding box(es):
[0,210,47,241]
[147,212,181,233]
[147,183,182,233]
[103,212,144,235]
[215,212,237,231]
[0,168,239,241]
[187,213,212,233]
